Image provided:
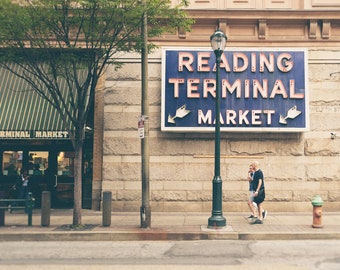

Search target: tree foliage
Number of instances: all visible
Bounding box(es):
[0,0,193,225]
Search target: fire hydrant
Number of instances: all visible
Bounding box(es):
[311,195,324,228]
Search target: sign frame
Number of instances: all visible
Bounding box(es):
[161,47,309,133]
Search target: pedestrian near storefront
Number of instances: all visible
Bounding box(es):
[247,164,258,219]
[250,161,267,224]
[17,169,30,201]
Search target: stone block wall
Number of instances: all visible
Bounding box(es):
[100,48,340,212]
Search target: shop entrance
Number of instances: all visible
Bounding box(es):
[0,63,94,209]
[0,145,92,209]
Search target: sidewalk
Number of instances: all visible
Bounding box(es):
[0,209,339,241]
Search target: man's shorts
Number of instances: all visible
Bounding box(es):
[253,189,265,204]
[249,191,255,202]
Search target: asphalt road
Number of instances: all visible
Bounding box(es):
[0,240,339,270]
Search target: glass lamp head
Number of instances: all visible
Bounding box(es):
[210,29,227,52]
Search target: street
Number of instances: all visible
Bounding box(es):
[0,240,339,270]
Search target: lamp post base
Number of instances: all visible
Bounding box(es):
[140,205,151,228]
[208,175,226,228]
[208,215,226,228]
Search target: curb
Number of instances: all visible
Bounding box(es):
[1,231,339,241]
[238,232,340,240]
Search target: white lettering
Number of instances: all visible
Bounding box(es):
[198,110,212,124]
[168,78,184,98]
[168,78,300,100]
[178,52,194,72]
[197,52,211,72]
[187,79,200,98]
[198,110,277,126]
[0,131,30,138]
[177,51,295,73]
[34,131,69,138]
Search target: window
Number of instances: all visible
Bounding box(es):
[28,151,48,175]
[57,152,74,176]
[2,151,23,176]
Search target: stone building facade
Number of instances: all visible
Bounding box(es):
[92,0,340,213]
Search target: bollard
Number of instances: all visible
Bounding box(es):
[26,192,35,226]
[0,191,5,226]
[311,195,324,228]
[102,191,112,226]
[0,209,4,226]
[41,191,51,227]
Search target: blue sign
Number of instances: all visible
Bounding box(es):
[161,48,308,132]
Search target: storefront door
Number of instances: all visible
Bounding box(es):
[53,151,74,208]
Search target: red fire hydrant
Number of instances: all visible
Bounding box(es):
[311,195,324,228]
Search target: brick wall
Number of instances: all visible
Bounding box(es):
[91,3,340,212]
[96,47,340,212]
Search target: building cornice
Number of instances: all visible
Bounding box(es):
[186,10,340,21]
[150,9,340,47]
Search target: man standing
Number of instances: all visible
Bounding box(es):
[18,169,30,200]
[9,169,30,213]
[247,164,257,218]
[250,161,267,224]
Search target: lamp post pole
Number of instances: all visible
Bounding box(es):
[208,29,227,228]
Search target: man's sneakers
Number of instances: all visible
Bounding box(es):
[250,218,263,224]
[248,210,267,224]
[248,210,267,220]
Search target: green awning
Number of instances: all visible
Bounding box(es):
[0,66,72,139]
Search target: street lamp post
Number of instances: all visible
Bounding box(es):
[208,29,227,228]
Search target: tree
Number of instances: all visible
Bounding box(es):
[0,0,193,226]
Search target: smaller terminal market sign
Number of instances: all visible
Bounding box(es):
[161,48,308,132]
[0,130,69,139]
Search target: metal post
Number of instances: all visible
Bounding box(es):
[208,32,227,228]
[0,191,5,226]
[41,191,51,227]
[140,0,151,229]
[0,210,4,226]
[27,192,34,226]
[102,191,112,226]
